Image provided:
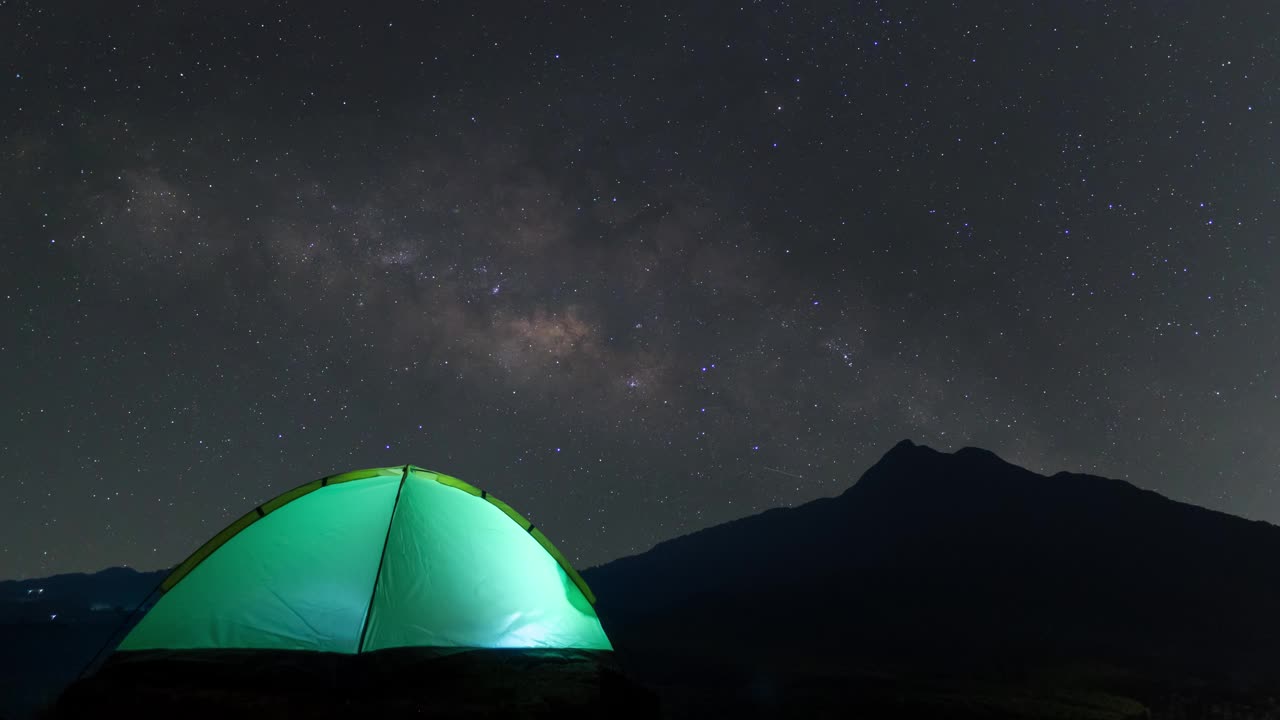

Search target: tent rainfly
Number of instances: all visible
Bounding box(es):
[118,465,612,654]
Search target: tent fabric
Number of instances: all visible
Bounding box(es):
[118,466,612,653]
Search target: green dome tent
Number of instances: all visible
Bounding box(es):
[119,464,612,654]
[51,466,653,718]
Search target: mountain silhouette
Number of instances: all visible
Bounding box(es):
[0,567,165,719]
[7,441,1280,718]
[0,567,164,619]
[583,440,1280,691]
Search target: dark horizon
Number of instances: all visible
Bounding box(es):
[10,434,1280,720]
[6,437,1276,584]
[4,2,1277,580]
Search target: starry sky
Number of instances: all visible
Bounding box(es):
[3,2,1278,580]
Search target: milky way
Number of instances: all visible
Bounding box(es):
[3,3,1278,578]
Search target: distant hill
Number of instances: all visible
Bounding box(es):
[583,440,1280,711]
[0,567,166,621]
[0,567,165,719]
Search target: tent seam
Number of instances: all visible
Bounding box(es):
[356,465,410,654]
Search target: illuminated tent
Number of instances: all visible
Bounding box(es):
[117,465,612,654]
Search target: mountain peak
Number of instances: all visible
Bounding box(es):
[872,440,1021,471]
[845,440,1032,504]
[877,438,938,463]
[584,438,1280,698]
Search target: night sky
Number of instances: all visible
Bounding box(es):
[3,2,1277,580]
